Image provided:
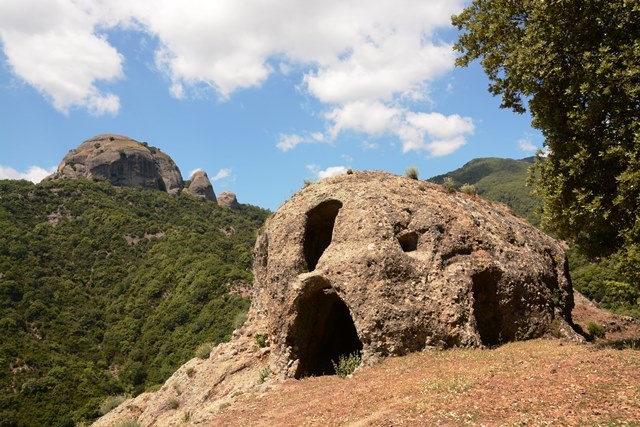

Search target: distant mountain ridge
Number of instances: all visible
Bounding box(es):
[429,157,541,226]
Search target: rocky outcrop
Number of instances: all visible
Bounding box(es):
[218,191,240,210]
[252,171,580,378]
[186,170,217,202]
[48,134,184,193]
[94,170,582,426]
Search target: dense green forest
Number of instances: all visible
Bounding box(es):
[430,158,640,319]
[0,179,269,426]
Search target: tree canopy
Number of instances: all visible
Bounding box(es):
[452,0,639,257]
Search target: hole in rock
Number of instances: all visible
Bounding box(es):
[398,231,419,252]
[472,269,504,346]
[303,200,342,271]
[289,286,362,378]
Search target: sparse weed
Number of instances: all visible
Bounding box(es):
[443,177,456,193]
[423,376,475,394]
[99,394,127,415]
[114,420,142,427]
[587,321,606,339]
[257,367,270,384]
[185,366,195,378]
[195,342,213,359]
[167,397,180,410]
[460,183,477,196]
[332,352,361,378]
[255,333,268,348]
[406,166,419,180]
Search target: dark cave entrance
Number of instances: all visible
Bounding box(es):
[472,269,504,346]
[398,231,419,252]
[303,200,343,271]
[289,285,362,378]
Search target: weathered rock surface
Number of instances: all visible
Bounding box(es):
[48,134,184,193]
[186,170,217,202]
[218,191,240,210]
[94,170,583,426]
[252,171,580,378]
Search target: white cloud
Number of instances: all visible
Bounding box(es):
[0,165,56,182]
[211,168,231,181]
[518,138,537,153]
[188,168,204,179]
[307,164,348,179]
[0,0,123,115]
[0,0,473,157]
[276,134,304,152]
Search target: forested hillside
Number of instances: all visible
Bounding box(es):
[0,179,269,426]
[429,157,541,226]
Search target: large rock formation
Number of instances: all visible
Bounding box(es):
[48,134,184,193]
[218,191,240,210]
[186,170,217,202]
[94,170,582,426]
[252,171,579,378]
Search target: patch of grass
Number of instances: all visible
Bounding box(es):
[99,394,127,415]
[182,411,192,423]
[423,376,475,395]
[443,177,456,193]
[406,166,419,180]
[257,367,270,384]
[332,352,361,378]
[460,183,477,196]
[255,333,268,348]
[195,342,213,359]
[166,397,180,410]
[114,420,142,427]
[185,366,195,378]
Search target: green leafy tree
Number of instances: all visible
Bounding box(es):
[452,0,639,257]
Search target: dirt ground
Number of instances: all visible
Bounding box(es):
[205,294,640,426]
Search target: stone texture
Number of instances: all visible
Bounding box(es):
[218,191,240,210]
[252,171,580,378]
[47,134,184,193]
[187,170,217,202]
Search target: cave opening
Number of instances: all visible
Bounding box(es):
[289,285,362,378]
[303,200,342,271]
[472,269,504,346]
[398,231,419,252]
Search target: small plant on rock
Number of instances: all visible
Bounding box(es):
[443,177,456,193]
[460,183,477,196]
[99,395,127,415]
[255,333,268,348]
[257,367,270,384]
[587,321,606,339]
[405,166,419,180]
[195,342,213,359]
[167,397,180,410]
[332,352,361,378]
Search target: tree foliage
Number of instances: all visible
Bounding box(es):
[0,179,269,426]
[453,0,640,257]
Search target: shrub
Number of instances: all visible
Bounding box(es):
[99,395,127,415]
[166,397,180,410]
[587,322,606,339]
[460,183,477,196]
[405,166,419,180]
[443,177,456,193]
[332,352,361,378]
[255,334,267,348]
[195,342,213,359]
[185,367,195,378]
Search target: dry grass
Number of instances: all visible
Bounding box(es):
[208,339,640,426]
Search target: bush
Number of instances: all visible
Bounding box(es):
[460,183,477,196]
[257,367,270,384]
[99,395,127,415]
[587,322,606,339]
[166,397,180,410]
[405,166,419,180]
[443,177,456,193]
[195,342,213,359]
[332,352,361,378]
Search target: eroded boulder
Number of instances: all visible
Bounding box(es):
[218,191,240,210]
[187,170,217,202]
[253,171,580,378]
[48,134,184,193]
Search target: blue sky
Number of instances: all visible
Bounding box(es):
[0,0,541,210]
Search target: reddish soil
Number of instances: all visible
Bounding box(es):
[205,293,640,426]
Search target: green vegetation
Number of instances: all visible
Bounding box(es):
[332,352,361,378]
[195,342,214,360]
[99,395,127,415]
[255,334,267,348]
[0,178,269,426]
[430,158,540,226]
[459,183,477,196]
[453,0,639,259]
[257,367,270,384]
[405,166,419,180]
[587,322,606,340]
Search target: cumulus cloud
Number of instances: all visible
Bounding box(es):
[0,0,472,157]
[0,165,56,182]
[0,0,123,115]
[307,164,348,180]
